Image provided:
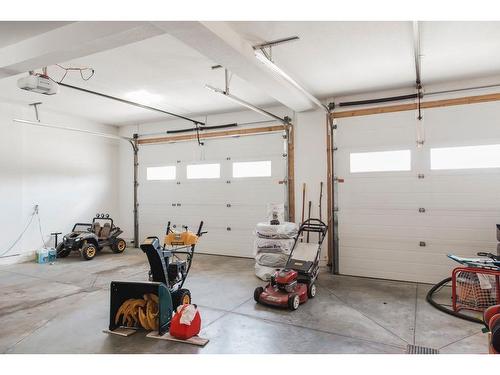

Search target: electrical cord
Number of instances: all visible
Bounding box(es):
[0,206,48,258]
[55,64,95,83]
[426,277,484,325]
[0,209,37,257]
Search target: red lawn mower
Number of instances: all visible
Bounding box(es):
[254,218,328,310]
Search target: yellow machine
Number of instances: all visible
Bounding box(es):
[165,228,199,246]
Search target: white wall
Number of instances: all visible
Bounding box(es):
[0,100,120,264]
[117,106,329,259]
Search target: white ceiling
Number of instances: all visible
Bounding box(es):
[0,21,71,48]
[1,21,500,126]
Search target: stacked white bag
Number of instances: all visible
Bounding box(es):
[254,222,298,281]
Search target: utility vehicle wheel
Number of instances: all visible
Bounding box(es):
[112,238,127,253]
[172,289,191,309]
[254,287,264,303]
[288,294,300,311]
[81,243,97,260]
[56,243,71,258]
[308,283,317,299]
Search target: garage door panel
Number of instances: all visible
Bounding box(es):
[425,174,500,193]
[339,257,451,284]
[138,132,286,257]
[340,210,499,230]
[337,109,500,282]
[340,191,423,210]
[340,235,495,254]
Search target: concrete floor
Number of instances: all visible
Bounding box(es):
[0,248,489,354]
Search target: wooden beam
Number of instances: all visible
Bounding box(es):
[138,125,286,145]
[287,126,295,222]
[331,92,500,119]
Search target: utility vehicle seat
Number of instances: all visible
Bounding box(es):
[92,222,101,236]
[100,223,111,239]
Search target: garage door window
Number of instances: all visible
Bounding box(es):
[350,150,411,173]
[232,161,272,178]
[186,163,220,179]
[431,144,500,170]
[147,166,176,180]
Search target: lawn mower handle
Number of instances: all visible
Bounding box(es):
[477,252,500,261]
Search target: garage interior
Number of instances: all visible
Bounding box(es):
[2,19,500,355]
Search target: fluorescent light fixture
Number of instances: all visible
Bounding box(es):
[205,84,287,124]
[125,89,163,105]
[13,119,130,141]
[254,50,328,112]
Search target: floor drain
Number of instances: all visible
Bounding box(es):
[406,344,439,354]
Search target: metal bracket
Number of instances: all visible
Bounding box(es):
[253,36,300,51]
[29,102,42,122]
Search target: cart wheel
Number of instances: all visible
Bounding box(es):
[81,243,97,260]
[56,243,71,258]
[308,283,317,298]
[492,317,500,353]
[172,289,191,309]
[254,287,264,303]
[112,238,127,253]
[288,294,300,311]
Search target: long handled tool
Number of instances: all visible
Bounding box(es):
[318,182,323,221]
[300,183,306,242]
[301,183,306,223]
[306,201,312,243]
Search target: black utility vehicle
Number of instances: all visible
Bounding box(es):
[57,214,127,260]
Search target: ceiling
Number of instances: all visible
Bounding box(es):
[1,21,500,126]
[0,21,71,48]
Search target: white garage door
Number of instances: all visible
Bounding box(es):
[336,103,500,284]
[138,132,287,257]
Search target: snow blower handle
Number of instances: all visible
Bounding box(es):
[197,221,207,237]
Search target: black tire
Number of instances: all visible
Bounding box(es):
[81,243,97,261]
[254,287,264,303]
[307,283,317,299]
[172,288,191,310]
[111,238,127,253]
[56,243,71,258]
[492,320,500,353]
[288,293,300,311]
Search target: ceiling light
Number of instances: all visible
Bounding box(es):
[125,89,163,105]
[205,84,287,124]
[254,50,328,112]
